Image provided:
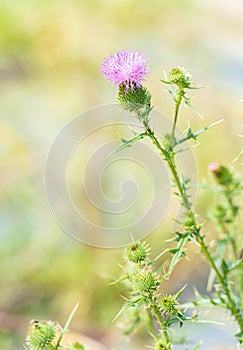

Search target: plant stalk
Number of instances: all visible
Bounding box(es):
[170,90,182,146]
[151,304,171,349]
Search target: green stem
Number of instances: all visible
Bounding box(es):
[144,125,190,210]
[229,231,238,260]
[226,191,243,308]
[227,194,238,260]
[151,304,171,349]
[167,153,191,209]
[171,91,182,146]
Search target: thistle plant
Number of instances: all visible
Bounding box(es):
[25,51,242,349]
[101,50,243,348]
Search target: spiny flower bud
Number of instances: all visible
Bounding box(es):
[26,320,60,349]
[159,294,180,315]
[168,67,192,89]
[133,268,160,297]
[209,164,234,186]
[118,83,151,114]
[183,211,196,230]
[124,242,150,264]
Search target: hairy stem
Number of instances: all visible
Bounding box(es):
[227,194,238,259]
[144,124,190,210]
[151,304,171,349]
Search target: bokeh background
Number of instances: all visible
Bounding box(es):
[0,0,242,349]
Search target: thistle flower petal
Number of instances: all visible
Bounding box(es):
[100,50,148,89]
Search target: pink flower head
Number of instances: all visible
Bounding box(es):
[100,50,148,89]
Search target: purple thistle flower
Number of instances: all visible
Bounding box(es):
[100,50,148,89]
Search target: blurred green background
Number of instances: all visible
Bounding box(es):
[0,0,242,349]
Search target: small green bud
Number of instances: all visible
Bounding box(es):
[168,67,192,89]
[118,83,151,115]
[68,342,86,350]
[133,268,160,297]
[159,294,180,315]
[124,242,150,264]
[183,211,196,229]
[26,320,59,349]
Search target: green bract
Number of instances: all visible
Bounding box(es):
[118,83,151,115]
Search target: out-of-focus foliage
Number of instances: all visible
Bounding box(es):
[0,1,242,349]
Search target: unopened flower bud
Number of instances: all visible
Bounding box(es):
[209,164,234,186]
[124,242,150,264]
[133,268,160,297]
[26,320,60,349]
[168,67,192,89]
[159,294,180,315]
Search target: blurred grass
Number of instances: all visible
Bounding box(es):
[0,0,242,349]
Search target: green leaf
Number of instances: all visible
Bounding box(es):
[160,79,170,84]
[56,303,79,347]
[112,297,145,322]
[227,259,243,272]
[175,119,224,147]
[167,314,198,327]
[167,234,190,276]
[174,284,187,299]
[112,133,146,154]
[109,274,129,285]
[148,248,169,265]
